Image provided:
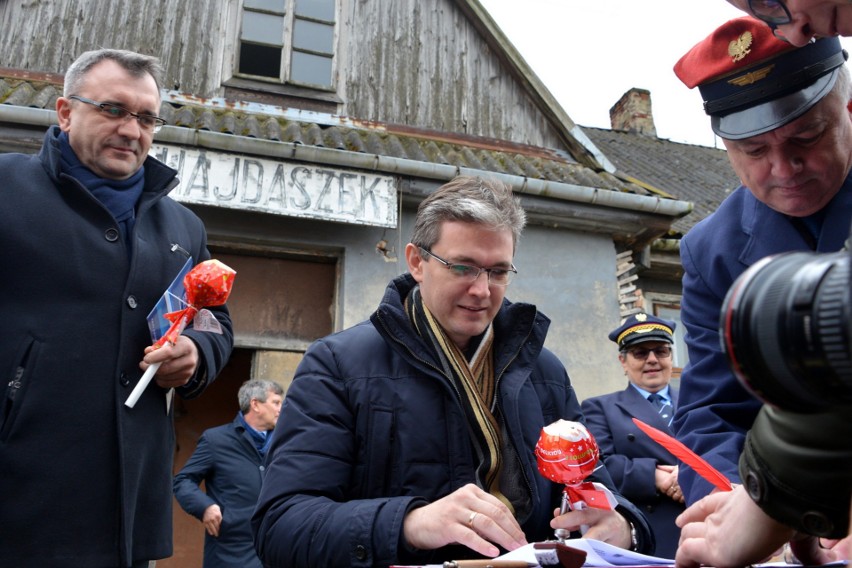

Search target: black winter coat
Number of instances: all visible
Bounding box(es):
[253,274,651,567]
[0,127,233,567]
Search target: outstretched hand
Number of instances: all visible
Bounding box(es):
[675,484,794,568]
[402,484,528,558]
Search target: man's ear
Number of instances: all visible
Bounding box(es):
[56,97,73,132]
[405,243,424,282]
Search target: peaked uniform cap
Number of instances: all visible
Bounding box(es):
[674,16,847,140]
[609,313,676,350]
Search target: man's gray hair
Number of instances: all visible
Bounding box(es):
[410,176,527,251]
[238,380,284,414]
[63,49,164,96]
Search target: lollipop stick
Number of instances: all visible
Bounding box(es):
[124,362,161,408]
[555,487,590,541]
[555,490,571,542]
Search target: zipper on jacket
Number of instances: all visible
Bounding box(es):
[376,306,541,512]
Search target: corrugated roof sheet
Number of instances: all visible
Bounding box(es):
[584,127,741,235]
[0,72,669,201]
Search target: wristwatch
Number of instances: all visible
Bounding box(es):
[628,520,638,551]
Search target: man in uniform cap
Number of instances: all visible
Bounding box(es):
[670,17,852,567]
[581,314,684,558]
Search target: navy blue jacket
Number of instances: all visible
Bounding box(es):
[174,415,266,568]
[252,274,653,568]
[672,176,852,504]
[581,385,684,558]
[0,127,233,567]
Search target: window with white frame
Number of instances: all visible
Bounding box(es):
[237,0,336,90]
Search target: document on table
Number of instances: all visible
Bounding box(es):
[498,539,674,566]
[496,539,849,568]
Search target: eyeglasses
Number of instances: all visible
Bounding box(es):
[419,247,517,286]
[625,346,672,361]
[748,0,792,29]
[68,95,167,133]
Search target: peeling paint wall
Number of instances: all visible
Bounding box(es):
[511,225,625,401]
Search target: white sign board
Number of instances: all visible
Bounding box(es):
[151,144,398,227]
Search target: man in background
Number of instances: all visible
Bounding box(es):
[582,313,684,558]
[175,380,284,568]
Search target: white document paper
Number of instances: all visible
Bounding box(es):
[498,539,674,567]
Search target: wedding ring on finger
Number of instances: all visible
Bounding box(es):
[468,511,479,528]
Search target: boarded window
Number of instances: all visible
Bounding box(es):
[213,251,336,348]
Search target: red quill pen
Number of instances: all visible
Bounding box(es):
[632,417,732,492]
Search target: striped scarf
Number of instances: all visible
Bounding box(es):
[405,285,513,512]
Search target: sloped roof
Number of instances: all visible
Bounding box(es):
[583,127,741,235]
[0,70,649,195]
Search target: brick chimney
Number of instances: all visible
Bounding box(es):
[609,88,657,137]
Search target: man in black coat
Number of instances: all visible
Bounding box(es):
[175,380,283,568]
[0,49,233,567]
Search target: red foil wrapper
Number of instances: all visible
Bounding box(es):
[535,420,599,486]
[156,259,236,347]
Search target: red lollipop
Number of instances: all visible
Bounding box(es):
[535,419,600,485]
[535,420,614,540]
[125,259,236,408]
[156,259,236,347]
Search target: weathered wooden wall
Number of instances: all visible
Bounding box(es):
[338,0,563,149]
[0,0,230,93]
[0,0,567,151]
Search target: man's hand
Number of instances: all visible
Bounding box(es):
[202,504,223,537]
[551,506,632,549]
[140,335,199,388]
[675,484,794,568]
[656,465,684,503]
[402,484,527,558]
[788,534,851,565]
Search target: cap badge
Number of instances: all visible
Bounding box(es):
[635,313,647,322]
[728,31,753,63]
[728,65,774,86]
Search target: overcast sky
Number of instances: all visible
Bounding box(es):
[478,0,852,148]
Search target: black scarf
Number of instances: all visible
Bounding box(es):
[58,131,145,257]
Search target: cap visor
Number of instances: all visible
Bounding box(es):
[712,70,838,140]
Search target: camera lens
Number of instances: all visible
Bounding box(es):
[720,250,852,411]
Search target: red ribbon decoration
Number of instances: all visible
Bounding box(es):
[564,481,614,510]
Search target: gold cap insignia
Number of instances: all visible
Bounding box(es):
[728,64,775,86]
[728,31,753,63]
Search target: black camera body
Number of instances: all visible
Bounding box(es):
[719,243,852,412]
